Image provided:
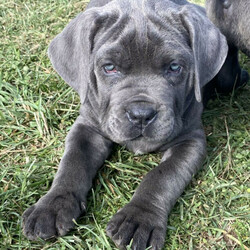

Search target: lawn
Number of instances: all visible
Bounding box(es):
[0,0,249,249]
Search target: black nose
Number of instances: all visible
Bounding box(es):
[126,105,157,127]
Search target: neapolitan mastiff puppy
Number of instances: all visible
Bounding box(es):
[22,0,230,248]
[204,0,249,100]
[206,0,250,56]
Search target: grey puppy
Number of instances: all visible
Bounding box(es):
[206,0,250,56]
[204,0,249,101]
[22,0,229,249]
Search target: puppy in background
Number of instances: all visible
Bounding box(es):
[206,0,250,56]
[204,0,249,100]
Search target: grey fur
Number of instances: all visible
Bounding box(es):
[22,0,229,248]
[206,0,250,56]
[203,0,249,104]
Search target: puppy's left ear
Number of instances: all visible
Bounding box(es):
[181,6,228,102]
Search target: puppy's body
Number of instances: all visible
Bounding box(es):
[206,0,250,56]
[204,0,249,103]
[22,0,230,248]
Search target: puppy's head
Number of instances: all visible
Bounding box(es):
[48,0,227,153]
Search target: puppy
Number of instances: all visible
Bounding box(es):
[206,0,250,56]
[204,0,249,102]
[22,0,230,249]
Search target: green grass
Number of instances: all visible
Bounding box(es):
[0,0,249,249]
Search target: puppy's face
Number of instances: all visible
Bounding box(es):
[92,15,194,153]
[48,0,228,154]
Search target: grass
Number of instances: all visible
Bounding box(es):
[0,0,249,249]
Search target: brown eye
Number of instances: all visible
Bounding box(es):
[104,64,118,74]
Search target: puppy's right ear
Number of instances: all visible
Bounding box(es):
[48,11,99,102]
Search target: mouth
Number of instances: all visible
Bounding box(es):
[126,124,175,144]
[129,126,152,141]
[130,134,143,141]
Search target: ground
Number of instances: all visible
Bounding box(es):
[0,0,249,249]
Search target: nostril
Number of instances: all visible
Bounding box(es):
[127,110,138,121]
[145,109,157,122]
[126,110,140,124]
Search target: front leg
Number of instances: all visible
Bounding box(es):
[23,116,113,240]
[107,130,206,249]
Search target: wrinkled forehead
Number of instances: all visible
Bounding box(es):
[92,2,192,66]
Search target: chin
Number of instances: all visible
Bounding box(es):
[123,135,171,154]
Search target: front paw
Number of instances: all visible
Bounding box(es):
[106,203,167,250]
[22,191,84,240]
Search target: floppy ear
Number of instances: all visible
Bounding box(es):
[181,6,228,102]
[48,11,100,102]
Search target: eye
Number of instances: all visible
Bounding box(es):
[168,63,182,74]
[103,64,118,74]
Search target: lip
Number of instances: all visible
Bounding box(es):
[130,134,143,141]
[134,124,175,143]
